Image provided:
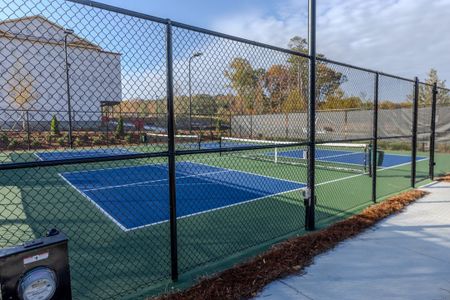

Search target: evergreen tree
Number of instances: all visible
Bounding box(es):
[50,115,60,135]
[115,116,125,137]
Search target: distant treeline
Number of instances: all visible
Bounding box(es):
[110,37,450,118]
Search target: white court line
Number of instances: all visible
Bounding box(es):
[60,158,427,232]
[316,157,430,187]
[60,161,167,176]
[58,173,128,231]
[82,169,231,192]
[119,185,307,231]
[35,148,136,162]
[33,152,44,161]
[319,151,365,160]
[190,161,303,185]
[60,162,306,232]
[277,149,366,167]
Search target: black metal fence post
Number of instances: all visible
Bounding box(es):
[166,20,178,281]
[64,29,74,149]
[429,82,438,179]
[305,0,316,231]
[371,73,379,203]
[411,77,419,187]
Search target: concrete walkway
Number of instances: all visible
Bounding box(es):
[255,182,450,300]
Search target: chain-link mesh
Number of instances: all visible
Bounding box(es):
[375,75,414,199]
[0,1,448,299]
[415,83,433,183]
[0,1,171,299]
[314,63,374,226]
[435,87,450,176]
[171,24,309,274]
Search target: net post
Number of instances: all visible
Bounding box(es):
[305,0,316,231]
[166,20,178,282]
[274,147,278,163]
[26,110,31,151]
[429,82,438,180]
[371,73,379,203]
[411,77,419,188]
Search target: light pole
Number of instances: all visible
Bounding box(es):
[188,52,203,133]
[64,29,74,149]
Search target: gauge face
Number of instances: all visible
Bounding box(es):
[18,267,57,300]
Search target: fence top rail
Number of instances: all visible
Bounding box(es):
[68,0,310,58]
[69,0,431,85]
[15,5,440,105]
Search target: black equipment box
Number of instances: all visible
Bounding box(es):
[0,229,72,300]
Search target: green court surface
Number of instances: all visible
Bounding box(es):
[0,148,449,299]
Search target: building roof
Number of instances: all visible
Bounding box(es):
[0,15,118,54]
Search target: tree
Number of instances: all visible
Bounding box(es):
[319,88,366,110]
[224,58,266,114]
[225,36,347,115]
[282,88,306,112]
[408,69,450,105]
[8,60,37,130]
[50,115,60,135]
[115,116,125,137]
[287,36,346,107]
[264,65,290,113]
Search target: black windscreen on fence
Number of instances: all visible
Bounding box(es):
[0,0,448,299]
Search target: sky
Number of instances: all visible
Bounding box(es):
[95,0,450,84]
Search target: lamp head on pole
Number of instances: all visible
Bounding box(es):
[64,29,74,35]
[192,52,203,58]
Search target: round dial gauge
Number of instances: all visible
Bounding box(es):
[18,267,57,300]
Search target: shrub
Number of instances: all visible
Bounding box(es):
[92,136,104,146]
[139,133,147,144]
[125,134,132,144]
[80,133,90,144]
[57,137,66,147]
[115,116,125,138]
[50,115,60,135]
[0,133,9,146]
[74,137,83,147]
[31,140,42,148]
[46,133,54,144]
[8,139,20,150]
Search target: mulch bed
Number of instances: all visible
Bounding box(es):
[436,174,450,182]
[155,189,427,300]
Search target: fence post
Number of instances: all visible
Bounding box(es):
[371,73,379,203]
[411,77,419,187]
[64,29,74,149]
[305,0,316,231]
[166,20,178,281]
[429,82,438,180]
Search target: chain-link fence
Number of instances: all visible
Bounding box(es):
[0,0,449,299]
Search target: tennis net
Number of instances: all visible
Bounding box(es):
[220,137,370,174]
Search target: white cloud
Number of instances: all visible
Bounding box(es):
[211,0,450,83]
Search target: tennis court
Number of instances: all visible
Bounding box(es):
[33,142,428,234]
[60,161,305,231]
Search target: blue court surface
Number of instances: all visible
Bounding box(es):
[36,148,139,161]
[274,149,426,168]
[60,162,305,231]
